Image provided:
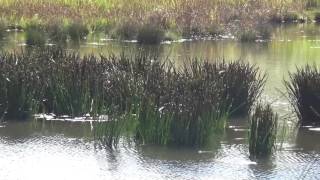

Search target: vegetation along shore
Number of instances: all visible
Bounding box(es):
[1,0,320,43]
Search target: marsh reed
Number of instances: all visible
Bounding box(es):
[249,103,278,158]
[0,48,265,147]
[285,65,320,124]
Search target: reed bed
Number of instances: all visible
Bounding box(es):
[0,0,314,42]
[249,103,278,158]
[285,65,320,124]
[0,48,265,147]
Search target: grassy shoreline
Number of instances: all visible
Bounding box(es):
[0,0,320,43]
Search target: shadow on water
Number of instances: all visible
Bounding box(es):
[0,119,93,140]
[296,127,320,152]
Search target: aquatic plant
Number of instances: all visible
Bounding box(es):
[112,21,138,40]
[285,65,320,124]
[238,29,257,42]
[67,22,89,42]
[218,61,266,115]
[0,48,265,148]
[25,23,47,46]
[0,52,43,119]
[137,24,165,44]
[47,22,68,46]
[249,103,278,158]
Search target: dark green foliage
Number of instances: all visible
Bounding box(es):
[25,24,47,46]
[285,65,320,124]
[137,24,165,44]
[68,22,89,42]
[249,104,277,158]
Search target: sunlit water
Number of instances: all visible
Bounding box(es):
[1,24,320,179]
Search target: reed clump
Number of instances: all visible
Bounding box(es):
[0,52,43,119]
[0,48,265,147]
[249,103,278,158]
[47,22,68,46]
[25,23,47,46]
[285,65,320,124]
[67,22,89,42]
[112,21,138,40]
[137,24,165,44]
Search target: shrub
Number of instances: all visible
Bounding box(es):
[249,104,278,158]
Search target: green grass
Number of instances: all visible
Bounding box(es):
[249,103,278,158]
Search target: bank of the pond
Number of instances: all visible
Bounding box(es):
[1,0,320,43]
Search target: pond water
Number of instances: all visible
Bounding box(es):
[1,24,320,179]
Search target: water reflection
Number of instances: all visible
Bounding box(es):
[296,127,320,152]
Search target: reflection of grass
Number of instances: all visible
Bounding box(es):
[0,20,6,41]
